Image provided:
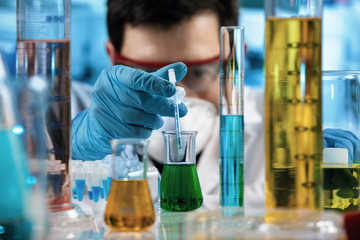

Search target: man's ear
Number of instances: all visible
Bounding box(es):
[106,40,118,65]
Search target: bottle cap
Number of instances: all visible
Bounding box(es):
[323,148,348,164]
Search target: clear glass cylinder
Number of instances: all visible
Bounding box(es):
[16,0,71,213]
[160,131,203,211]
[322,71,360,212]
[264,0,323,220]
[17,0,70,40]
[219,26,245,207]
[105,139,155,231]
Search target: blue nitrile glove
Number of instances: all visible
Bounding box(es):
[72,62,188,160]
[323,128,360,164]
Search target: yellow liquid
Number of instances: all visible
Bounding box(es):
[265,17,322,217]
[104,179,155,231]
[323,165,360,212]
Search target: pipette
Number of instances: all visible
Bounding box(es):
[168,69,183,159]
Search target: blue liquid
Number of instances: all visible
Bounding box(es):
[102,178,111,200]
[0,219,32,240]
[220,115,244,206]
[100,187,104,199]
[47,174,62,197]
[72,188,77,199]
[75,179,86,201]
[0,129,29,219]
[88,191,93,200]
[92,186,101,202]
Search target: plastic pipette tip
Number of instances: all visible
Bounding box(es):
[100,187,104,199]
[88,191,93,200]
[106,177,112,199]
[72,187,78,199]
[92,186,101,202]
[48,174,62,197]
[75,179,86,201]
[103,179,110,199]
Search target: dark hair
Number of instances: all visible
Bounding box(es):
[107,0,239,52]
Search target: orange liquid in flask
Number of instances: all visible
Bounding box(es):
[104,179,155,231]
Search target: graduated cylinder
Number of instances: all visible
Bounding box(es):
[264,0,323,215]
[219,26,245,207]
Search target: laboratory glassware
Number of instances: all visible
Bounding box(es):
[105,139,155,231]
[0,53,48,239]
[16,0,93,232]
[265,0,323,221]
[17,0,71,212]
[219,26,245,207]
[160,131,203,211]
[322,71,360,212]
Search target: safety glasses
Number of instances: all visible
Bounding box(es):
[115,53,220,93]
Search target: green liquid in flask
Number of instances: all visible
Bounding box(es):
[160,163,203,211]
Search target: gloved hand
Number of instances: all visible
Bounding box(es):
[323,128,360,164]
[72,63,188,160]
[323,128,360,206]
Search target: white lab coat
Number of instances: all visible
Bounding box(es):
[194,87,265,209]
[71,81,265,209]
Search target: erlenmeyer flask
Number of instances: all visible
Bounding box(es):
[160,131,203,211]
[105,139,155,231]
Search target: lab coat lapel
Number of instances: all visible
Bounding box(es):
[197,116,220,199]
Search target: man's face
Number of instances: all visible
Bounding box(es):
[109,10,221,110]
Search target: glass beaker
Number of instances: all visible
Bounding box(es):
[160,131,203,211]
[322,71,360,212]
[264,0,323,221]
[219,26,245,207]
[105,139,155,231]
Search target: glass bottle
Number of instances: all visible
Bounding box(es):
[160,131,203,211]
[105,139,155,231]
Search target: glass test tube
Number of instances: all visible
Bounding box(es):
[265,0,323,221]
[16,0,72,212]
[219,26,245,207]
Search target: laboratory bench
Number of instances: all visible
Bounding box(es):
[47,199,353,240]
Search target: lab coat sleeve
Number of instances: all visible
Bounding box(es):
[71,80,92,119]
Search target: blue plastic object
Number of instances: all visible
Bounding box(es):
[92,186,101,203]
[88,191,93,201]
[75,179,86,201]
[323,128,360,164]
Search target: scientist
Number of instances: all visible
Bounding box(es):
[71,0,263,208]
[71,0,359,208]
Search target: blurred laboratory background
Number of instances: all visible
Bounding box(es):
[1,0,360,86]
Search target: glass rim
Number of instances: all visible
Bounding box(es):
[110,138,149,146]
[220,26,244,30]
[323,162,360,167]
[323,70,360,78]
[162,130,198,135]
